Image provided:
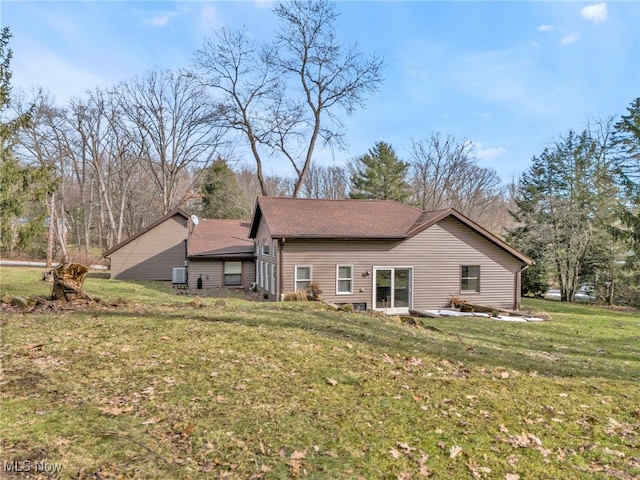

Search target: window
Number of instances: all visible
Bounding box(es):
[336,265,353,294]
[262,241,270,256]
[224,261,242,286]
[295,266,312,291]
[270,263,276,294]
[266,263,271,292]
[461,265,480,292]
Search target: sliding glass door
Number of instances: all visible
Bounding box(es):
[374,267,412,314]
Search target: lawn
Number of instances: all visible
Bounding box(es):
[1,267,639,479]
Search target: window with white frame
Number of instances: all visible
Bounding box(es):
[295,266,312,291]
[224,261,242,286]
[262,240,270,256]
[336,265,353,294]
[266,263,271,293]
[270,263,276,294]
[460,265,480,292]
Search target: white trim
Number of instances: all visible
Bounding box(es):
[270,263,276,294]
[372,266,414,315]
[460,265,481,293]
[294,265,313,291]
[336,264,354,295]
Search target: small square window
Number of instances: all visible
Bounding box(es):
[461,265,480,292]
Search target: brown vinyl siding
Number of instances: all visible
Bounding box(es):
[187,259,256,290]
[108,215,187,280]
[280,217,522,310]
[187,259,223,289]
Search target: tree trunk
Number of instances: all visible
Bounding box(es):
[51,263,91,301]
[46,194,56,269]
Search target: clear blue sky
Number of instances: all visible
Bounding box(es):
[3,1,639,182]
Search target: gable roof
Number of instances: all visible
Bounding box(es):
[188,219,253,258]
[250,197,426,239]
[250,197,533,265]
[103,207,189,258]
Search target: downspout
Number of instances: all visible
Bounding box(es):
[279,238,285,301]
[515,264,530,311]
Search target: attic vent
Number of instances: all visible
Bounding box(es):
[172,267,187,286]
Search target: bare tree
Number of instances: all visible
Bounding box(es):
[408,132,506,232]
[302,163,348,199]
[194,0,383,197]
[117,69,227,214]
[14,89,66,266]
[194,27,282,196]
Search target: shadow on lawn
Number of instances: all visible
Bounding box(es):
[88,303,640,383]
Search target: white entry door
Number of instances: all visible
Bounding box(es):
[373,267,412,314]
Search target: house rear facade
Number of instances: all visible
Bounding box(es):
[250,197,532,314]
[186,219,255,290]
[103,209,189,281]
[103,209,255,289]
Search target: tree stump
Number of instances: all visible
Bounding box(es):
[51,263,91,301]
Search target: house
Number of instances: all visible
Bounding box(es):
[103,208,190,281]
[103,208,255,290]
[249,197,533,314]
[186,218,255,290]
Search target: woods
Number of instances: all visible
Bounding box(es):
[1,0,639,306]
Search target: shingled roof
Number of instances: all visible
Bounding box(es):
[188,219,253,258]
[249,197,533,265]
[249,197,428,239]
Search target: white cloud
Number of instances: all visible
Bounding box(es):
[12,49,112,105]
[580,3,608,23]
[537,24,555,32]
[561,33,581,45]
[475,145,507,161]
[254,0,274,10]
[144,11,177,28]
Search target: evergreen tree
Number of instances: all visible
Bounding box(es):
[0,27,54,255]
[509,130,613,302]
[349,141,411,202]
[199,158,249,219]
[613,98,640,278]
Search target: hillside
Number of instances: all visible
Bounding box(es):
[1,267,639,479]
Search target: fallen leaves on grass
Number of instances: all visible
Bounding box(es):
[287,449,306,476]
[450,445,463,459]
[99,405,134,416]
[466,459,491,479]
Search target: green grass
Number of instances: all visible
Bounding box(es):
[1,267,639,479]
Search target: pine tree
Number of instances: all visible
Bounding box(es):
[199,158,248,219]
[349,141,411,202]
[0,27,55,254]
[509,130,614,302]
[613,98,640,286]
